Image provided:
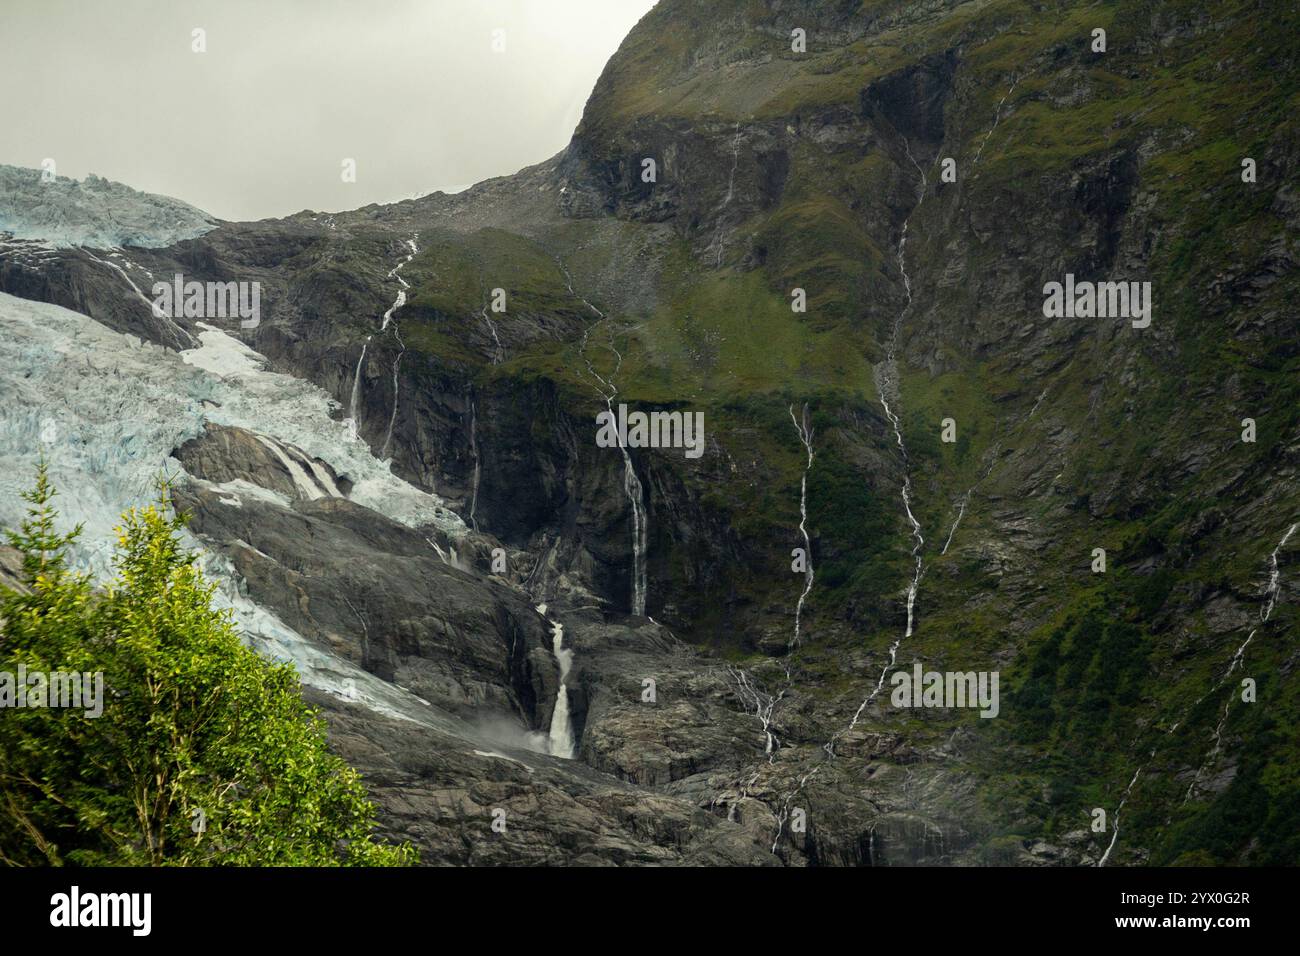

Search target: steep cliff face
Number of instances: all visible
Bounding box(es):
[1,0,1297,866]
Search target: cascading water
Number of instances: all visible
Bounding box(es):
[726,664,780,756]
[1098,760,1150,867]
[771,138,931,852]
[468,397,482,532]
[970,75,1019,175]
[717,402,820,826]
[564,259,648,616]
[1185,521,1297,802]
[479,307,504,365]
[348,337,370,438]
[537,604,576,759]
[843,138,930,731]
[790,403,815,651]
[1100,521,1298,864]
[83,250,193,349]
[940,439,1003,555]
[379,235,418,460]
[711,121,744,267]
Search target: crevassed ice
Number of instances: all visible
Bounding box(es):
[180,322,464,531]
[0,292,464,726]
[0,165,217,249]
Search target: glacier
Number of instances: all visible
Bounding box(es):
[0,291,466,726]
[0,164,217,249]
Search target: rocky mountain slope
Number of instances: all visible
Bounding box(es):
[1,0,1297,866]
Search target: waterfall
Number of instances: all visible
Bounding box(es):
[712,121,744,267]
[565,259,649,616]
[620,432,648,616]
[720,403,820,822]
[479,307,504,365]
[940,439,1003,555]
[971,75,1020,175]
[1098,763,1147,867]
[348,337,370,437]
[845,138,930,727]
[1184,521,1298,803]
[379,236,418,460]
[727,664,780,755]
[1102,521,1298,864]
[468,397,482,532]
[83,250,193,350]
[771,140,931,851]
[379,237,416,332]
[789,403,815,650]
[537,605,576,759]
[941,494,968,554]
[379,326,405,460]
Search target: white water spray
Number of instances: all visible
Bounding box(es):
[537,604,576,759]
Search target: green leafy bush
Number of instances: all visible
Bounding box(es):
[0,465,414,867]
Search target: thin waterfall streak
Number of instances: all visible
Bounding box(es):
[1104,521,1298,860]
[789,403,815,651]
[716,401,821,826]
[940,440,1002,556]
[480,307,504,364]
[971,75,1019,174]
[564,257,647,615]
[712,121,743,267]
[84,252,191,350]
[942,495,968,555]
[468,398,481,533]
[379,235,417,460]
[348,338,370,438]
[772,143,931,852]
[1098,762,1147,867]
[1184,521,1297,804]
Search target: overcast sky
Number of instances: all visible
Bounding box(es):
[0,0,655,221]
